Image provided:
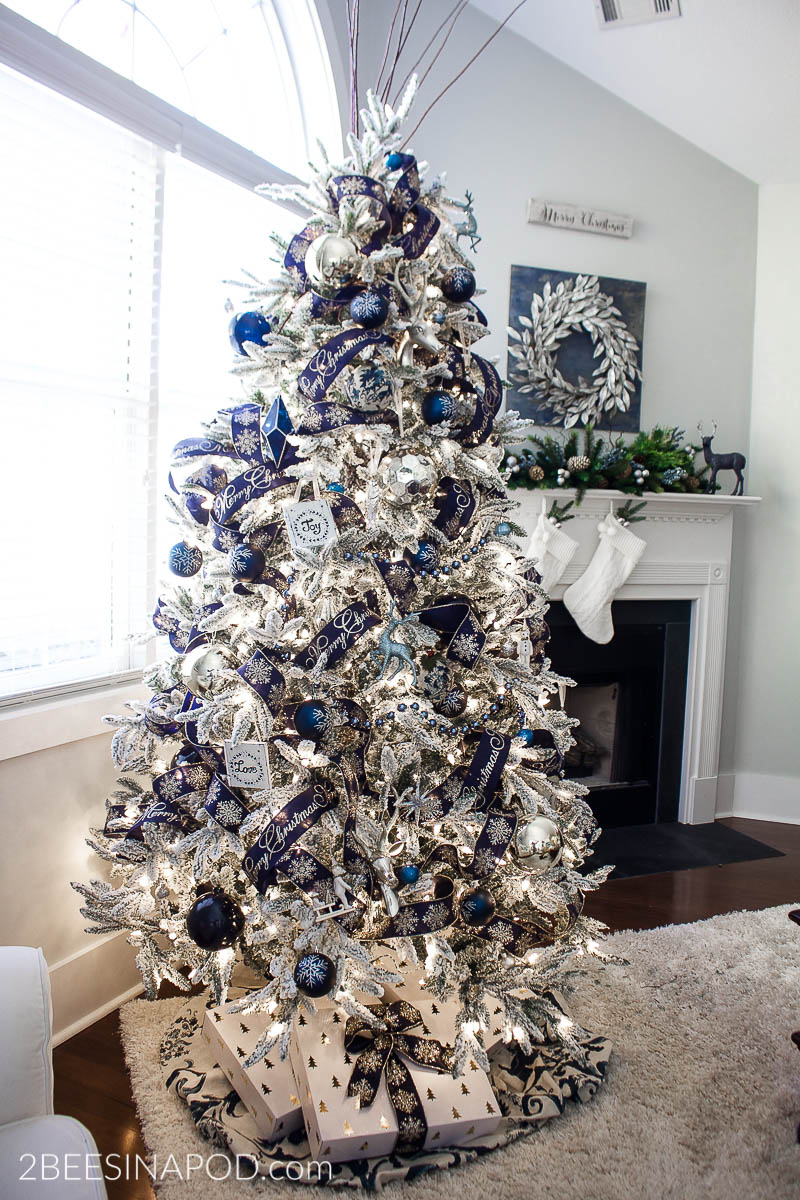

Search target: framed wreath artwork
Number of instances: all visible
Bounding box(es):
[507,265,646,430]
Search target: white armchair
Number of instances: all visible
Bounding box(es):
[0,947,107,1199]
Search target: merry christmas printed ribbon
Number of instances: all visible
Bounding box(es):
[172,436,236,463]
[127,797,189,840]
[344,999,454,1156]
[418,594,486,668]
[433,477,476,541]
[241,782,336,893]
[384,154,441,258]
[293,598,380,672]
[204,774,249,833]
[212,464,297,528]
[421,732,512,822]
[297,328,393,403]
[438,351,503,448]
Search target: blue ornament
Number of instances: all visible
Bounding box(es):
[185,492,210,526]
[385,152,404,170]
[405,540,439,571]
[294,700,330,741]
[421,389,456,426]
[397,864,420,887]
[495,522,512,536]
[327,482,345,494]
[186,889,244,951]
[168,542,202,577]
[229,310,271,356]
[346,364,394,412]
[517,728,536,747]
[228,544,265,582]
[294,952,336,998]
[350,289,389,329]
[441,267,476,303]
[262,395,297,468]
[459,887,496,927]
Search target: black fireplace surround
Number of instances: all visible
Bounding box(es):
[547,600,691,827]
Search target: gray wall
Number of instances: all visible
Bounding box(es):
[325,0,759,781]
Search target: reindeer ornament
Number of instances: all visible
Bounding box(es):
[697,421,746,496]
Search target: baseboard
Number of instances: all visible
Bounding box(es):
[49,931,143,1045]
[715,771,800,825]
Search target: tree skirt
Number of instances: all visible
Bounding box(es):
[156,993,609,1189]
[120,904,800,1199]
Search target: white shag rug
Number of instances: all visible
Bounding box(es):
[120,904,800,1198]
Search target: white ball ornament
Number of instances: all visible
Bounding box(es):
[514,815,563,873]
[304,234,359,296]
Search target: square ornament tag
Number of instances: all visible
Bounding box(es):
[223,741,271,789]
[282,498,338,551]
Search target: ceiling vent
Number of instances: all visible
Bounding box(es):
[594,0,682,29]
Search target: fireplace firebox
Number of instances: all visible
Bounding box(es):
[547,600,691,827]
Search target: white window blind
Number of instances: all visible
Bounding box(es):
[0,64,161,698]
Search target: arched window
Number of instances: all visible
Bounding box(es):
[0,3,341,702]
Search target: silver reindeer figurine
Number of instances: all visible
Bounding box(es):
[393,263,443,368]
[371,598,420,685]
[448,189,481,252]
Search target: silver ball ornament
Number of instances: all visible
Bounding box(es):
[179,645,235,698]
[514,815,563,873]
[304,234,359,296]
[378,453,436,505]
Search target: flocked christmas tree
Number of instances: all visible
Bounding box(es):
[74,76,612,1081]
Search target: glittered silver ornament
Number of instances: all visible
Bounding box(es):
[304,234,359,296]
[514,815,563,873]
[499,637,517,659]
[179,645,235,698]
[378,453,436,505]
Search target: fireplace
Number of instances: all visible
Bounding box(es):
[547,600,691,827]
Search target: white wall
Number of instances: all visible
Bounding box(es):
[720,183,800,822]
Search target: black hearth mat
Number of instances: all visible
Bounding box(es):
[588,821,783,880]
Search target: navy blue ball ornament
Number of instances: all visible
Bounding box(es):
[229,310,271,356]
[294,952,336,998]
[227,543,265,582]
[168,542,202,577]
[294,700,330,741]
[405,540,439,571]
[350,289,389,329]
[186,889,244,951]
[421,389,456,426]
[185,492,210,526]
[459,887,496,927]
[441,267,476,304]
[397,864,420,887]
[435,681,468,718]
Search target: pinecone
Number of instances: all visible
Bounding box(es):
[619,464,633,480]
[686,475,701,491]
[527,464,545,482]
[597,477,610,488]
[567,455,591,472]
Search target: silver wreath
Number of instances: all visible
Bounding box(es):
[508,274,642,428]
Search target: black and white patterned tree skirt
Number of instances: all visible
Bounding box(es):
[161,999,611,1190]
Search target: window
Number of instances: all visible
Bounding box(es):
[0,3,339,702]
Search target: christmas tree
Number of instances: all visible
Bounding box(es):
[74,78,611,1080]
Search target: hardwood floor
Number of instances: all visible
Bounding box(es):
[52,817,800,1200]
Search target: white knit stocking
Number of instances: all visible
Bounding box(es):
[526,509,579,595]
[563,511,646,643]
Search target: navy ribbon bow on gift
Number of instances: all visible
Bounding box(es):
[345,999,454,1155]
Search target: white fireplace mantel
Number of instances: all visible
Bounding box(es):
[513,489,761,825]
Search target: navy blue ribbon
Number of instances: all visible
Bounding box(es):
[205,774,249,832]
[294,599,380,672]
[433,477,476,541]
[295,400,398,435]
[172,437,235,462]
[237,651,286,714]
[242,782,335,893]
[212,464,296,527]
[297,328,393,402]
[418,594,485,668]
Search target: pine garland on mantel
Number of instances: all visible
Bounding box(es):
[502,425,712,503]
